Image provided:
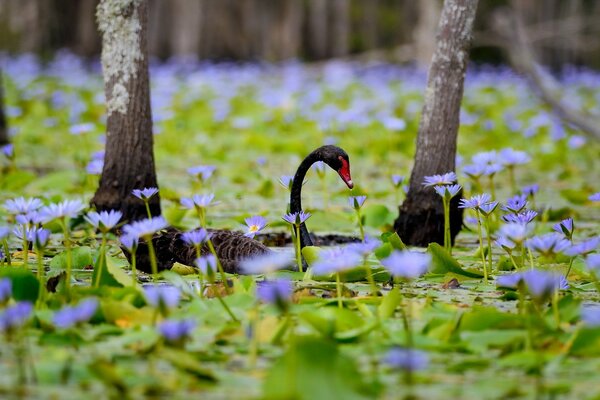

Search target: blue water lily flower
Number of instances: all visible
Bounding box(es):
[256,279,294,306]
[282,211,311,225]
[123,216,168,238]
[526,233,571,257]
[144,285,181,309]
[244,216,268,238]
[422,172,457,187]
[552,218,574,240]
[53,298,99,329]
[312,247,362,275]
[40,199,86,222]
[382,250,431,280]
[195,254,218,276]
[348,195,367,210]
[239,252,292,274]
[0,302,33,332]
[158,319,196,343]
[0,278,12,304]
[132,187,159,201]
[502,194,528,214]
[4,197,43,215]
[85,210,122,232]
[502,210,538,224]
[180,194,217,209]
[181,228,211,246]
[384,347,429,371]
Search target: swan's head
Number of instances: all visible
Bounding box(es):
[317,145,354,189]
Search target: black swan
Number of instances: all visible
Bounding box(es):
[131,145,354,274]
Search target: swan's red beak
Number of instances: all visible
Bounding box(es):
[337,158,354,189]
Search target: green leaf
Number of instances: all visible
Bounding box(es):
[461,306,524,331]
[300,307,365,341]
[428,243,484,279]
[569,327,600,356]
[49,246,93,270]
[386,232,407,250]
[171,262,197,275]
[0,170,37,190]
[378,287,401,319]
[263,336,374,400]
[158,348,217,382]
[362,204,394,228]
[0,267,40,303]
[374,242,392,259]
[302,246,322,267]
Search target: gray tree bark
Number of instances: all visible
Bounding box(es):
[394,0,479,246]
[92,0,160,222]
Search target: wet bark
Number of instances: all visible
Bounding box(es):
[91,0,160,223]
[394,0,479,247]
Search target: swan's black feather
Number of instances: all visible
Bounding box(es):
[126,227,269,274]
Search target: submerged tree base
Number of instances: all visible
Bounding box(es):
[394,191,463,247]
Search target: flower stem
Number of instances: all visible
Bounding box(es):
[36,249,45,307]
[508,253,519,270]
[21,225,29,269]
[60,219,73,297]
[484,217,493,274]
[94,235,108,288]
[475,210,488,282]
[194,245,204,298]
[205,239,230,294]
[3,239,11,266]
[145,235,159,282]
[401,293,413,348]
[208,274,238,322]
[442,196,451,254]
[564,257,575,280]
[363,256,378,296]
[294,224,303,273]
[131,251,137,286]
[335,272,343,309]
[144,200,152,219]
[355,210,365,241]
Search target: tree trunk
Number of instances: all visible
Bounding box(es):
[330,0,349,57]
[92,0,160,223]
[170,0,202,57]
[0,70,9,146]
[413,0,441,67]
[307,0,328,59]
[361,0,378,51]
[75,0,101,57]
[394,0,478,247]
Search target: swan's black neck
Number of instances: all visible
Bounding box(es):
[290,151,319,248]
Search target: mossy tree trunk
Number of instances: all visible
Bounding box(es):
[91,0,160,223]
[394,0,479,246]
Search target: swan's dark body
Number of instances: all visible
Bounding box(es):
[133,227,269,273]
[129,145,353,274]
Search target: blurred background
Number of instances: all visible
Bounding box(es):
[1,0,600,69]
